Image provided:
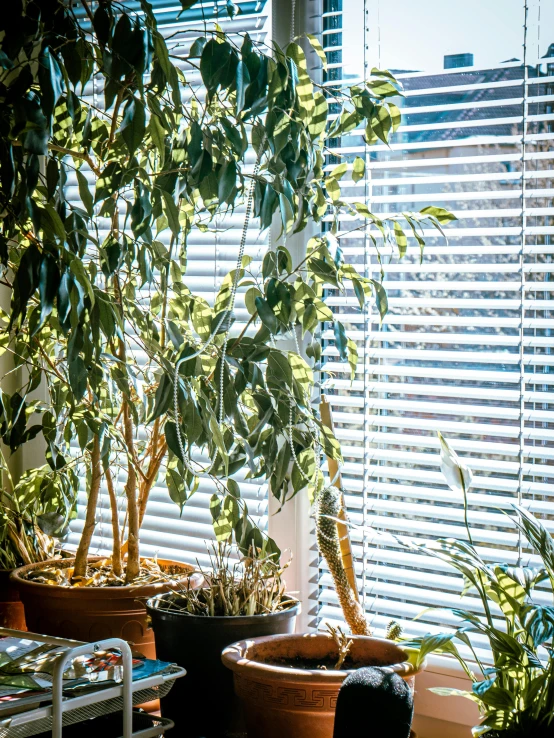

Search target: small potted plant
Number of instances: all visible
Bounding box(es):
[399,436,554,738]
[0,430,76,629]
[222,483,421,738]
[146,542,299,737]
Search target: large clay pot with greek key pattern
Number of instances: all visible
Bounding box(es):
[222,632,422,738]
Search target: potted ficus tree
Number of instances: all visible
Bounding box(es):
[2,0,451,665]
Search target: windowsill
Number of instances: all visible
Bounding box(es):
[413,654,479,738]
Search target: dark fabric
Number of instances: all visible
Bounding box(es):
[333,667,414,738]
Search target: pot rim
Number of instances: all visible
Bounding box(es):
[10,555,195,598]
[146,591,301,621]
[222,632,424,682]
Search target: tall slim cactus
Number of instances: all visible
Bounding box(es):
[316,486,371,636]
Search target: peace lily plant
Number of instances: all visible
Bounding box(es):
[402,436,554,738]
[0,0,453,586]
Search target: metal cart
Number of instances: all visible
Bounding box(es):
[0,628,185,738]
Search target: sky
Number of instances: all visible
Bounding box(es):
[341,0,553,77]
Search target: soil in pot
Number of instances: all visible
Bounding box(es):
[222,633,422,738]
[11,557,196,657]
[0,569,26,630]
[146,592,300,738]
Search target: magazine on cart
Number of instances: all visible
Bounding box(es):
[0,636,174,716]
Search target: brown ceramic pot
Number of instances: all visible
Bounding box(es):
[222,633,422,738]
[11,556,195,657]
[0,569,26,630]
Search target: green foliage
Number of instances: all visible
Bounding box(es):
[0,0,451,570]
[402,437,554,738]
[0,447,77,568]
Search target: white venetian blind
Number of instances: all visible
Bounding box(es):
[318,0,554,650]
[68,0,272,568]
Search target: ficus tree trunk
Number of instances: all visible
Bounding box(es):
[73,435,102,579]
[122,400,140,583]
[104,463,122,578]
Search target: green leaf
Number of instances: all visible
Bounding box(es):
[306,33,328,70]
[267,351,293,387]
[370,105,392,145]
[370,279,388,320]
[210,493,222,525]
[347,338,358,380]
[430,688,476,701]
[189,36,207,58]
[42,203,66,243]
[38,47,64,118]
[227,478,241,498]
[352,156,365,183]
[333,320,348,361]
[477,687,516,711]
[192,297,213,339]
[330,162,348,181]
[93,4,111,46]
[76,170,94,218]
[165,421,185,462]
[289,352,313,393]
[415,633,455,669]
[148,374,173,422]
[325,176,341,202]
[272,114,290,156]
[95,162,123,203]
[367,78,402,98]
[70,258,95,307]
[255,296,278,333]
[166,454,188,512]
[36,255,60,333]
[393,221,407,258]
[68,357,88,401]
[286,43,315,122]
[120,97,146,156]
[389,102,402,132]
[245,287,262,315]
[235,60,249,113]
[291,447,316,493]
[420,206,457,224]
[279,193,295,232]
[209,416,228,476]
[308,91,328,139]
[200,40,238,99]
[161,191,180,238]
[148,114,166,165]
[218,159,237,204]
[211,494,238,541]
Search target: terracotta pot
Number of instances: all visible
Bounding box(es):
[0,569,26,630]
[11,556,195,657]
[222,633,423,738]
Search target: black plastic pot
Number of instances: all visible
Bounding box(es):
[146,592,299,738]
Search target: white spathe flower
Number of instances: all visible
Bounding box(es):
[438,431,473,495]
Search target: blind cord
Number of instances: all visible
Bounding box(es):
[517,0,529,564]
